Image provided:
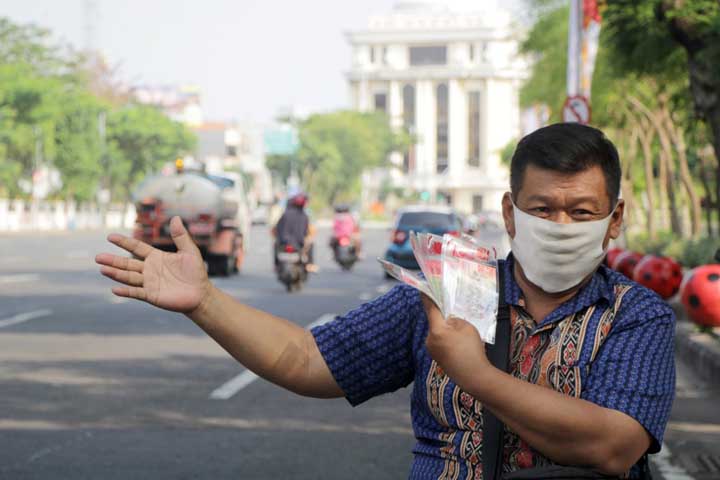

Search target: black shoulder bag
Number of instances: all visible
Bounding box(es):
[481,267,652,480]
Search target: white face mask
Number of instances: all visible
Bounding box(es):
[510,202,615,293]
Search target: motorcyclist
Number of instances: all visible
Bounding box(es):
[330,204,361,258]
[273,192,317,273]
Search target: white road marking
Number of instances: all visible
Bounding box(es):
[209,313,337,400]
[359,292,373,301]
[209,370,259,400]
[109,296,129,304]
[0,274,39,284]
[376,283,393,294]
[305,313,337,330]
[651,444,696,480]
[0,309,52,329]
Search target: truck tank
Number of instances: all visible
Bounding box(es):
[132,170,248,276]
[132,172,239,220]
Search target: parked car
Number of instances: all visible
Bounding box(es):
[383,205,464,272]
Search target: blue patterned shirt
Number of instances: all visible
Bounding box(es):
[311,255,676,479]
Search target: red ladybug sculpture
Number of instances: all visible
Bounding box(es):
[611,251,643,279]
[605,247,624,268]
[632,255,683,299]
[680,264,720,327]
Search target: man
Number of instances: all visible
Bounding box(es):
[272,192,317,272]
[96,123,674,478]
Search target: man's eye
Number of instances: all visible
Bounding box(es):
[531,207,549,214]
[573,210,594,217]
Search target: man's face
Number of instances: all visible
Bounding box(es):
[502,164,624,249]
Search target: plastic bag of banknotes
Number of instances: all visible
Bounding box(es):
[379,232,499,343]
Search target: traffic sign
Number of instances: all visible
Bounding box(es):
[562,95,591,124]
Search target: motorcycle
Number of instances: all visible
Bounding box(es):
[333,236,357,271]
[276,244,308,292]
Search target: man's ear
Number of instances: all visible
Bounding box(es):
[608,199,625,240]
[502,192,516,239]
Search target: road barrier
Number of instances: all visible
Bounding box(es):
[0,199,136,232]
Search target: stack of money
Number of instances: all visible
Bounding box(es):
[379,233,499,343]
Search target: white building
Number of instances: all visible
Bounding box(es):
[348,0,527,214]
[193,122,274,205]
[132,84,204,127]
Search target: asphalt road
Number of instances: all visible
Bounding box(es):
[0,225,718,479]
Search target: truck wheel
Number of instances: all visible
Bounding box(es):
[207,255,232,277]
[217,255,234,277]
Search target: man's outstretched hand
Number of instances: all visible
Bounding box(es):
[95,216,211,314]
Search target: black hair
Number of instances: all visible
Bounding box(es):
[510,123,621,207]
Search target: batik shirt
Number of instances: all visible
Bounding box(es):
[311,255,676,479]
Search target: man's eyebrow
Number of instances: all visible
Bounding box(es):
[524,194,603,206]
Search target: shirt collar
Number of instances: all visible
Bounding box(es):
[501,253,616,328]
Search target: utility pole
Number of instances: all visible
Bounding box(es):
[83,0,99,53]
[98,111,110,223]
[33,125,42,200]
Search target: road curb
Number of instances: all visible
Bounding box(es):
[671,301,720,385]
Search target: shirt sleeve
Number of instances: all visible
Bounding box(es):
[310,284,425,406]
[581,286,676,453]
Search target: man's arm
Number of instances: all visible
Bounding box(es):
[470,364,650,474]
[422,296,666,475]
[97,216,343,399]
[189,285,343,398]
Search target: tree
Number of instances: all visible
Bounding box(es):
[267,111,409,207]
[0,17,197,203]
[603,0,720,231]
[520,2,713,238]
[0,17,76,76]
[106,104,196,201]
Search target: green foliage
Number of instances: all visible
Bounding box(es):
[106,105,196,199]
[521,2,719,238]
[678,236,720,269]
[0,16,196,202]
[268,111,408,206]
[519,6,568,120]
[602,1,687,78]
[627,230,681,256]
[628,231,720,268]
[0,17,75,76]
[52,89,105,201]
[500,138,517,166]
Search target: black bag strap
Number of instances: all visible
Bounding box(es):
[483,264,512,480]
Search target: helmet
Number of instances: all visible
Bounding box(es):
[290,192,308,208]
[334,204,350,213]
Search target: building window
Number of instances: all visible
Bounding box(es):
[473,195,484,213]
[370,46,376,64]
[374,93,387,112]
[226,145,237,157]
[402,84,416,174]
[469,43,476,63]
[436,83,448,174]
[409,45,447,66]
[382,46,388,64]
[468,91,481,167]
[480,42,488,62]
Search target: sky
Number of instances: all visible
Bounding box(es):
[0,0,525,123]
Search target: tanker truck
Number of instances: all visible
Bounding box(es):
[131,163,250,276]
